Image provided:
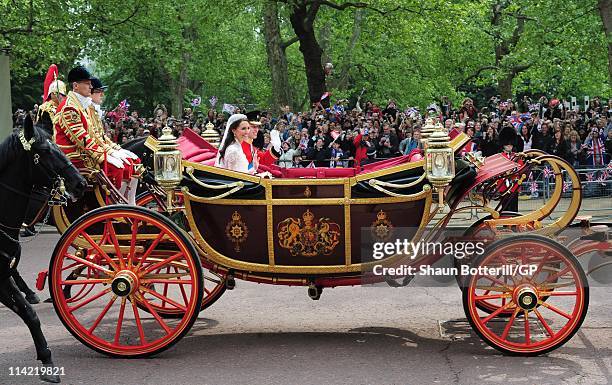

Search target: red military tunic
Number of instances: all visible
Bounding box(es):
[240,141,278,172]
[87,104,140,187]
[55,91,106,169]
[55,91,132,188]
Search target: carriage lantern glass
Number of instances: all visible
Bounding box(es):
[425,122,455,207]
[154,127,182,189]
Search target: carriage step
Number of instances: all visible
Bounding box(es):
[36,270,48,291]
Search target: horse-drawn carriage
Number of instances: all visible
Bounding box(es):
[38,122,605,359]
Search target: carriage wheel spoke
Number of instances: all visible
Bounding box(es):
[88,295,118,333]
[114,297,127,345]
[62,278,111,286]
[130,297,147,345]
[135,293,172,334]
[474,293,511,301]
[106,220,126,270]
[174,266,189,306]
[68,287,111,312]
[475,285,509,292]
[524,310,531,345]
[65,253,112,275]
[140,279,193,285]
[141,272,191,280]
[543,266,571,284]
[534,309,555,337]
[538,281,576,290]
[134,232,167,270]
[481,301,514,324]
[482,275,511,290]
[538,291,577,297]
[61,261,82,272]
[128,219,140,268]
[81,232,119,272]
[141,252,184,276]
[140,286,187,312]
[530,256,549,280]
[501,308,521,340]
[540,301,572,319]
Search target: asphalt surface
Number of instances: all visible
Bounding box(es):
[0,231,611,385]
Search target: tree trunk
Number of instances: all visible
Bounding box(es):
[170,51,189,118]
[0,52,12,138]
[262,0,292,114]
[490,1,529,100]
[289,2,328,107]
[498,74,513,100]
[598,0,612,87]
[335,8,364,91]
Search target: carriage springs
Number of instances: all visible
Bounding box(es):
[369,239,538,277]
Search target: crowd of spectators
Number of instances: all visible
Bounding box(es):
[13,94,612,171]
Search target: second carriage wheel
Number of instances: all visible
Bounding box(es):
[49,205,203,358]
[463,235,588,356]
[457,212,558,317]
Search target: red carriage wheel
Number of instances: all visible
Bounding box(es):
[463,235,588,356]
[49,205,203,358]
[456,212,556,317]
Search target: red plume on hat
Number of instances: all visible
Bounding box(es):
[43,64,59,102]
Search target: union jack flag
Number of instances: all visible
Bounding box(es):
[562,180,571,193]
[586,172,595,182]
[542,167,554,179]
[118,99,129,111]
[209,96,217,107]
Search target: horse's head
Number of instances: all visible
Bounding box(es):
[21,114,87,201]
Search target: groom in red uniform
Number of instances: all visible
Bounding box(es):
[241,111,281,172]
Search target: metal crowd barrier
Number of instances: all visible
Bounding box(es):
[518,165,611,218]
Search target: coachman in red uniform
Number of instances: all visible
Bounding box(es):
[54,66,140,203]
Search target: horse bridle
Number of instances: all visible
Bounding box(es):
[20,131,73,205]
[0,131,72,244]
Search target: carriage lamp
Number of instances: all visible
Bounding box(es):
[201,122,221,148]
[420,118,436,148]
[154,126,183,211]
[425,122,455,208]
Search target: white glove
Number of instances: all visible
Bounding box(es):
[270,129,281,153]
[113,149,131,165]
[120,148,139,160]
[107,152,125,169]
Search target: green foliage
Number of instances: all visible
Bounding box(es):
[3,0,611,113]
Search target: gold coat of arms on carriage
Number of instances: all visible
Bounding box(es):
[370,210,394,241]
[277,209,341,257]
[225,211,249,252]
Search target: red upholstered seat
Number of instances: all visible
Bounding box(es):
[281,167,356,179]
[358,151,423,174]
[177,129,353,179]
[178,128,218,160]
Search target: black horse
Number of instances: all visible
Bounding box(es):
[0,115,87,383]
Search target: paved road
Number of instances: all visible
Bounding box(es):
[0,232,611,385]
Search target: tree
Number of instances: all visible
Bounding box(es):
[598,0,612,86]
[262,0,294,113]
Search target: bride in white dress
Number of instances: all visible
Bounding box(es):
[215,114,252,174]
